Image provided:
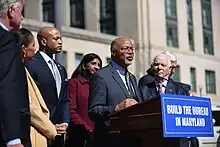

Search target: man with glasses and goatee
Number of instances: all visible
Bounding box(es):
[88,37,142,147]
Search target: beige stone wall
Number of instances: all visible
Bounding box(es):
[22,0,220,102]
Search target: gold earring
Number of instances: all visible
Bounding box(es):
[23,50,26,58]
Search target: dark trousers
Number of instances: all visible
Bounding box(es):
[93,132,141,147]
[180,138,199,147]
[48,135,65,147]
[22,139,32,147]
[217,135,220,147]
[189,137,199,147]
[65,125,93,147]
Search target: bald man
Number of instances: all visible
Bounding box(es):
[88,37,142,147]
[25,27,69,147]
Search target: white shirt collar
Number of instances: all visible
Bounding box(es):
[39,51,53,63]
[162,80,168,87]
[0,22,8,31]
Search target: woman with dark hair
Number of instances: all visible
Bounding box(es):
[18,28,57,147]
[18,28,36,60]
[66,53,102,147]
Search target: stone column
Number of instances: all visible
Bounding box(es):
[85,0,100,32]
[24,0,42,21]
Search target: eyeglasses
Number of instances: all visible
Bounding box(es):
[120,46,135,52]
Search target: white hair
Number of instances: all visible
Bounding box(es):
[153,53,172,67]
[0,0,22,18]
[162,51,177,62]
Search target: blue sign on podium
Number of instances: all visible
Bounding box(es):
[161,94,214,137]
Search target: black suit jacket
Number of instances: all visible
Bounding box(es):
[138,74,189,101]
[25,51,69,124]
[139,74,192,147]
[0,27,30,146]
[88,62,141,147]
[175,82,191,95]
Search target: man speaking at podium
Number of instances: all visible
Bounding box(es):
[88,37,142,147]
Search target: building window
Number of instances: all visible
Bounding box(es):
[187,0,194,51]
[70,0,85,29]
[190,67,197,92]
[173,65,180,82]
[188,26,194,51]
[186,0,193,24]
[166,21,178,48]
[201,0,214,55]
[202,0,212,29]
[165,0,178,48]
[42,0,54,23]
[203,30,214,55]
[56,51,67,69]
[75,53,83,67]
[100,0,116,35]
[165,0,177,19]
[205,70,216,94]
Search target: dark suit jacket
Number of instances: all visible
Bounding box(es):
[68,76,93,131]
[25,51,69,124]
[88,62,141,147]
[139,67,191,98]
[139,74,192,147]
[0,27,30,146]
[175,82,191,95]
[138,74,189,101]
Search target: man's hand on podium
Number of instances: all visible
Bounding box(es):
[115,99,138,111]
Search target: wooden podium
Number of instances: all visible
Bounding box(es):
[108,98,180,147]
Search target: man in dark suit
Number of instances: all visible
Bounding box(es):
[139,51,192,99]
[0,0,31,147]
[139,53,189,100]
[88,37,142,147]
[138,53,192,147]
[25,26,69,147]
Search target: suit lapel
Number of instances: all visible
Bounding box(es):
[35,52,57,95]
[109,64,130,98]
[150,82,160,98]
[165,81,176,94]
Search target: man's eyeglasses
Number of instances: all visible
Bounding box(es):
[120,46,135,52]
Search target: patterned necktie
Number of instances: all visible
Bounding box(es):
[158,82,164,94]
[125,71,136,98]
[48,60,62,97]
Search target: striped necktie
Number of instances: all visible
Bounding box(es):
[158,82,164,94]
[48,60,62,97]
[125,71,136,98]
